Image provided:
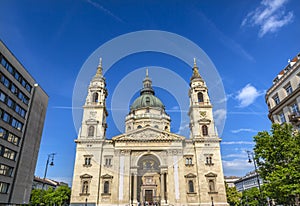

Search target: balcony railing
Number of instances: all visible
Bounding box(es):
[289,111,300,123]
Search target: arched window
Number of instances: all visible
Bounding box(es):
[165,126,168,130]
[188,180,194,193]
[202,125,208,136]
[197,92,204,102]
[145,97,150,105]
[93,92,99,102]
[154,125,159,129]
[82,181,89,194]
[209,180,215,192]
[137,125,142,129]
[88,126,94,137]
[104,181,109,194]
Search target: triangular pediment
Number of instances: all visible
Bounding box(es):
[205,172,217,177]
[101,174,113,179]
[112,126,185,141]
[184,173,197,178]
[80,174,93,179]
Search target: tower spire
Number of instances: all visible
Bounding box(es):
[96,57,103,77]
[191,58,201,80]
[141,68,154,95]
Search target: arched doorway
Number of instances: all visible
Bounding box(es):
[137,154,161,205]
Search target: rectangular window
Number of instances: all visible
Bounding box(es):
[273,95,280,105]
[3,148,16,161]
[15,105,26,118]
[105,157,112,166]
[10,84,18,94]
[1,75,10,88]
[25,83,32,93]
[0,127,7,139]
[2,112,11,123]
[285,84,293,95]
[14,71,20,81]
[0,182,9,194]
[0,164,13,177]
[7,64,13,74]
[0,91,6,102]
[7,98,14,109]
[7,133,20,146]
[84,157,91,165]
[0,57,7,68]
[21,79,26,87]
[279,113,286,123]
[291,103,299,114]
[11,118,23,131]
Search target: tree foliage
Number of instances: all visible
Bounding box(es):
[241,187,260,206]
[225,183,242,206]
[30,185,71,206]
[253,123,300,205]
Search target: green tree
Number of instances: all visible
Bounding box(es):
[53,185,71,205]
[29,189,43,205]
[241,187,260,206]
[225,183,242,206]
[30,185,71,206]
[253,123,300,205]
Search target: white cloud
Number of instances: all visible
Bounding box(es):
[235,84,264,108]
[213,109,227,126]
[221,141,255,145]
[242,0,294,37]
[178,122,189,134]
[85,0,124,23]
[222,158,253,176]
[231,128,258,133]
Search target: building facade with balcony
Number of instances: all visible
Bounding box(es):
[0,40,48,204]
[32,176,68,191]
[265,53,300,129]
[234,171,263,192]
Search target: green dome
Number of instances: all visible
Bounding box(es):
[131,94,164,110]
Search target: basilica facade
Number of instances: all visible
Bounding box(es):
[70,60,228,206]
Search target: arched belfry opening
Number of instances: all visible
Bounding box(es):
[134,154,164,205]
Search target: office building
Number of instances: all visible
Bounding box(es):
[0,40,48,204]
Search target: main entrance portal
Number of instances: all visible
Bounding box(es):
[145,190,153,203]
[135,154,165,205]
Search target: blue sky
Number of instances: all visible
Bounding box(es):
[1,0,299,185]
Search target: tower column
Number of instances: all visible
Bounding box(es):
[133,172,138,204]
[160,172,165,204]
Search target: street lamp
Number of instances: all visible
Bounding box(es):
[247,150,263,205]
[42,153,56,190]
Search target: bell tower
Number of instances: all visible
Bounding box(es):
[80,58,108,140]
[189,58,228,205]
[188,58,218,139]
[71,58,108,205]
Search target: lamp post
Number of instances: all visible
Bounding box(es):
[247,151,263,206]
[42,153,56,190]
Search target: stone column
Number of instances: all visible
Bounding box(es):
[133,172,138,204]
[160,172,165,203]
